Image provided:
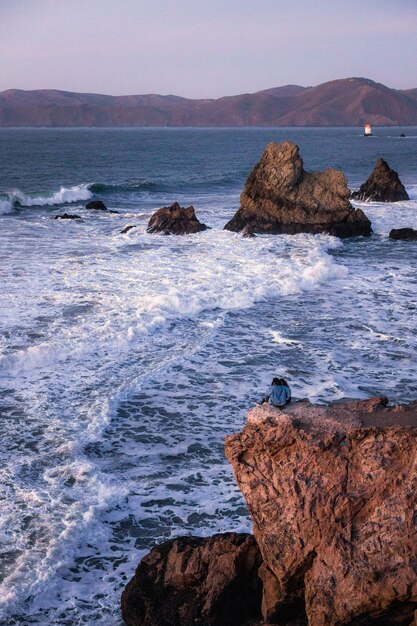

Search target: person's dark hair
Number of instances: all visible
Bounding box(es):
[281,378,289,387]
[271,377,281,385]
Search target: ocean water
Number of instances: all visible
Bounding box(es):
[0,127,416,625]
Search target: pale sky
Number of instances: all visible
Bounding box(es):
[0,0,416,97]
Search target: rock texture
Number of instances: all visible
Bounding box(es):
[121,533,263,626]
[225,397,417,626]
[389,227,417,241]
[224,142,372,237]
[351,158,409,202]
[147,202,207,235]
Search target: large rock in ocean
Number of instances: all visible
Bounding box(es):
[389,227,417,240]
[147,202,207,235]
[224,141,372,237]
[351,158,409,202]
[225,397,417,626]
[121,533,262,626]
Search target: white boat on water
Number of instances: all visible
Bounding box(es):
[364,123,372,136]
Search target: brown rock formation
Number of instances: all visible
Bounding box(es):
[389,227,417,241]
[224,142,372,237]
[147,202,207,235]
[121,533,263,626]
[225,398,417,626]
[351,158,409,202]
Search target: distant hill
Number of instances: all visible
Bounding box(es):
[1,77,417,127]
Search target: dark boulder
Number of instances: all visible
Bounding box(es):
[389,227,417,240]
[224,141,372,238]
[351,158,409,202]
[86,200,119,213]
[121,533,263,626]
[86,200,108,210]
[53,213,81,220]
[121,225,137,234]
[147,202,207,235]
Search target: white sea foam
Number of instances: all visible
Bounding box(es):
[3,184,93,208]
[0,198,13,214]
[270,330,302,346]
[1,141,417,625]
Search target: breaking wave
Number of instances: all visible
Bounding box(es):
[1,184,93,209]
[0,198,13,214]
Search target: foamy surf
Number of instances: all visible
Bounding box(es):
[1,184,93,209]
[0,198,13,213]
[1,126,416,626]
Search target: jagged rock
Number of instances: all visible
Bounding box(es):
[85,200,119,213]
[121,224,137,234]
[147,202,207,235]
[53,213,81,220]
[121,533,263,626]
[225,397,417,626]
[351,158,409,202]
[389,227,417,241]
[224,141,372,238]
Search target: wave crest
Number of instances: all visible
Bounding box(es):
[2,185,93,209]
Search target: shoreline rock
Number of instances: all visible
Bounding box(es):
[122,397,417,626]
[224,141,372,238]
[121,533,263,626]
[225,397,417,626]
[147,202,207,235]
[351,158,409,202]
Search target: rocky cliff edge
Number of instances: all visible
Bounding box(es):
[225,397,417,626]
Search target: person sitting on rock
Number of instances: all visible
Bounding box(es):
[261,377,291,408]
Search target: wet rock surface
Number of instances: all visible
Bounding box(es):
[147,202,207,235]
[121,533,263,626]
[225,397,417,626]
[85,200,119,213]
[224,141,372,237]
[389,227,417,240]
[351,158,409,202]
[53,213,81,220]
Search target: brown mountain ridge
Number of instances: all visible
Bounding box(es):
[1,77,417,127]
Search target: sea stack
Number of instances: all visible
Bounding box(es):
[351,158,409,202]
[223,141,372,237]
[147,202,207,235]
